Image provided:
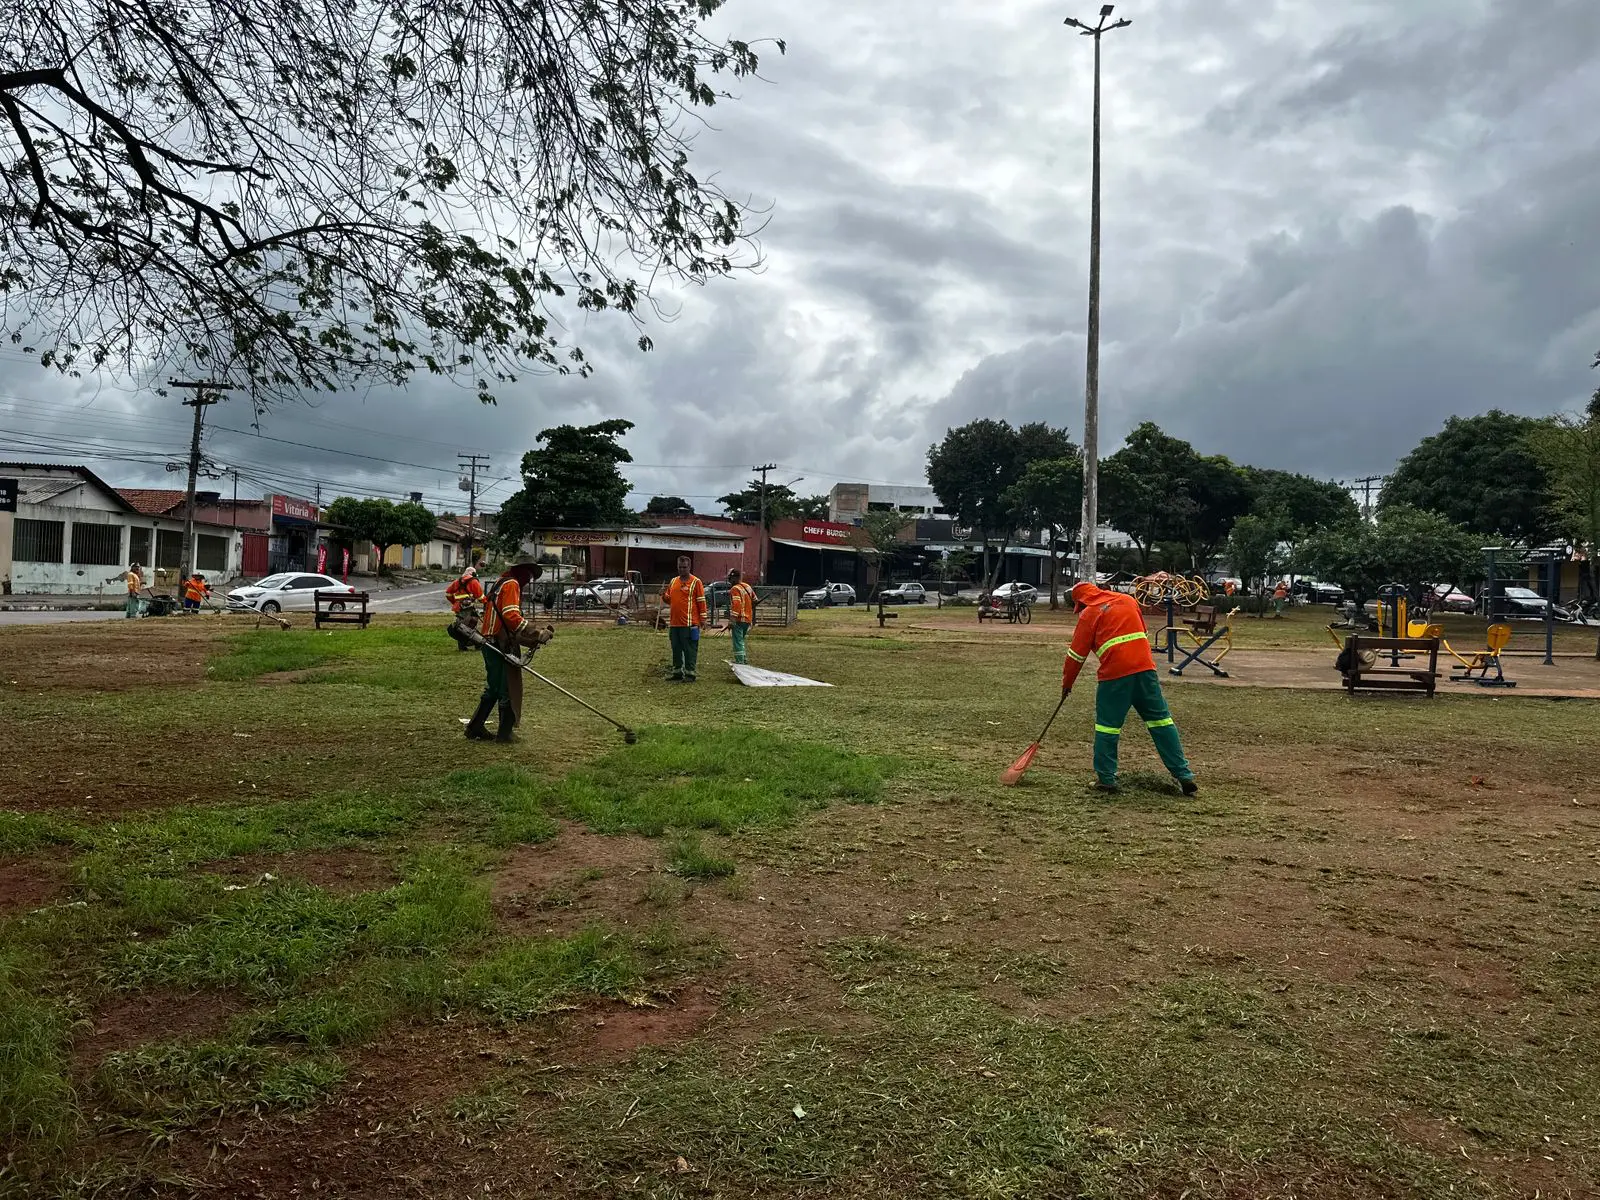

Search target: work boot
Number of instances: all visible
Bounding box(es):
[1180,779,1199,797]
[465,697,495,740]
[1093,780,1120,794]
[495,703,517,742]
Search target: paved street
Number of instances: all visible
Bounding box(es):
[0,580,452,626]
[0,610,122,626]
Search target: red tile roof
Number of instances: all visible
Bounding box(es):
[116,488,188,515]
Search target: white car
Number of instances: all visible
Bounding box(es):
[989,582,1040,604]
[587,577,637,605]
[226,572,357,614]
[879,582,927,604]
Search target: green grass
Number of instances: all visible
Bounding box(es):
[666,832,736,879]
[462,927,646,1023]
[543,726,889,835]
[205,625,460,682]
[0,949,77,1162]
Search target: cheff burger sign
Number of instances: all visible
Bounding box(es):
[800,520,854,544]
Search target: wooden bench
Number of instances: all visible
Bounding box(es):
[1341,635,1439,696]
[1182,605,1218,637]
[314,590,371,629]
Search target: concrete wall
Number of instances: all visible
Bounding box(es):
[7,503,244,594]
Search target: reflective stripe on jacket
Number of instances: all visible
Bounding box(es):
[446,574,483,613]
[729,581,756,624]
[1063,582,1157,689]
[480,577,525,638]
[661,575,708,627]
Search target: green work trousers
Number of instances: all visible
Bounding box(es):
[730,620,751,664]
[479,646,511,705]
[125,594,143,618]
[1093,670,1194,786]
[668,626,700,679]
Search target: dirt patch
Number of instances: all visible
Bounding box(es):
[0,851,70,915]
[491,823,659,914]
[74,988,247,1068]
[0,622,215,692]
[206,848,400,894]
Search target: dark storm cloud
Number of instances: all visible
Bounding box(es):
[6,0,1600,510]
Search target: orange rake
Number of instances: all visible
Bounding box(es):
[1000,694,1068,786]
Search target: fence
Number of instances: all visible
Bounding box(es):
[707,585,798,628]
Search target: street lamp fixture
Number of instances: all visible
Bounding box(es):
[1061,5,1132,582]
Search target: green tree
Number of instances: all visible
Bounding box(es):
[644,496,695,517]
[1003,454,1082,608]
[927,419,1074,587]
[718,482,799,529]
[323,497,438,575]
[1099,423,1198,571]
[1524,392,1600,602]
[497,419,634,545]
[797,494,832,521]
[1225,512,1287,615]
[854,510,912,601]
[1171,454,1255,571]
[1301,505,1480,607]
[1380,411,1554,542]
[0,2,775,405]
[1245,469,1360,534]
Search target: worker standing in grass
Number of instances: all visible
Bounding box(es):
[1062,580,1198,796]
[660,556,708,681]
[467,561,539,741]
[108,562,145,618]
[726,568,757,665]
[445,555,485,650]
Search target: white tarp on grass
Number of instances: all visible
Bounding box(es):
[727,662,833,687]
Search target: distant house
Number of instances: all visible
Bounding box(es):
[0,462,244,594]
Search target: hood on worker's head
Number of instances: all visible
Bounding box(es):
[1071,581,1107,611]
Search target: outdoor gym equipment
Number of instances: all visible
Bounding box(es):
[1446,623,1516,688]
[1166,604,1241,678]
[1000,694,1068,786]
[1133,572,1210,609]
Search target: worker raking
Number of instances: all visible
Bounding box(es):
[1062,580,1199,795]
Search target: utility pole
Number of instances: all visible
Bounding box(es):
[1063,4,1131,583]
[167,381,230,578]
[752,463,777,584]
[459,453,490,559]
[1354,475,1385,523]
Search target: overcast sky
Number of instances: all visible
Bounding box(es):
[2,0,1598,515]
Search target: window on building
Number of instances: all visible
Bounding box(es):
[867,502,893,512]
[155,529,183,569]
[14,518,65,563]
[69,522,123,565]
[128,527,151,566]
[195,534,228,572]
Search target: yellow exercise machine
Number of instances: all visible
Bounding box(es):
[1404,618,1515,687]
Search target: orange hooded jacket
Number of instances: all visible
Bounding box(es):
[1062,581,1157,690]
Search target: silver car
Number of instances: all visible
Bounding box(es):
[226,572,356,614]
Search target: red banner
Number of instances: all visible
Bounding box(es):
[316,543,328,573]
[801,520,855,545]
[341,547,350,581]
[270,494,318,522]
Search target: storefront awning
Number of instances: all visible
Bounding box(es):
[770,537,858,554]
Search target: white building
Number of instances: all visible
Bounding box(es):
[829,482,951,524]
[0,462,244,595]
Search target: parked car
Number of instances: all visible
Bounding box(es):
[879,582,927,604]
[226,573,356,614]
[558,584,604,610]
[800,582,856,608]
[587,577,636,605]
[1496,586,1574,621]
[988,582,1039,605]
[1292,579,1344,604]
[1425,584,1475,613]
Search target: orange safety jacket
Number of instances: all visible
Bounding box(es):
[661,575,708,628]
[729,581,756,624]
[1062,582,1157,690]
[183,578,207,603]
[446,572,484,613]
[480,577,525,639]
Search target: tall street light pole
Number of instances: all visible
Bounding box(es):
[1064,4,1131,583]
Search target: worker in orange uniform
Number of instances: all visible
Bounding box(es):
[660,556,708,681]
[467,561,540,741]
[1272,578,1290,618]
[1063,580,1198,795]
[182,572,208,611]
[726,568,757,665]
[445,556,485,650]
